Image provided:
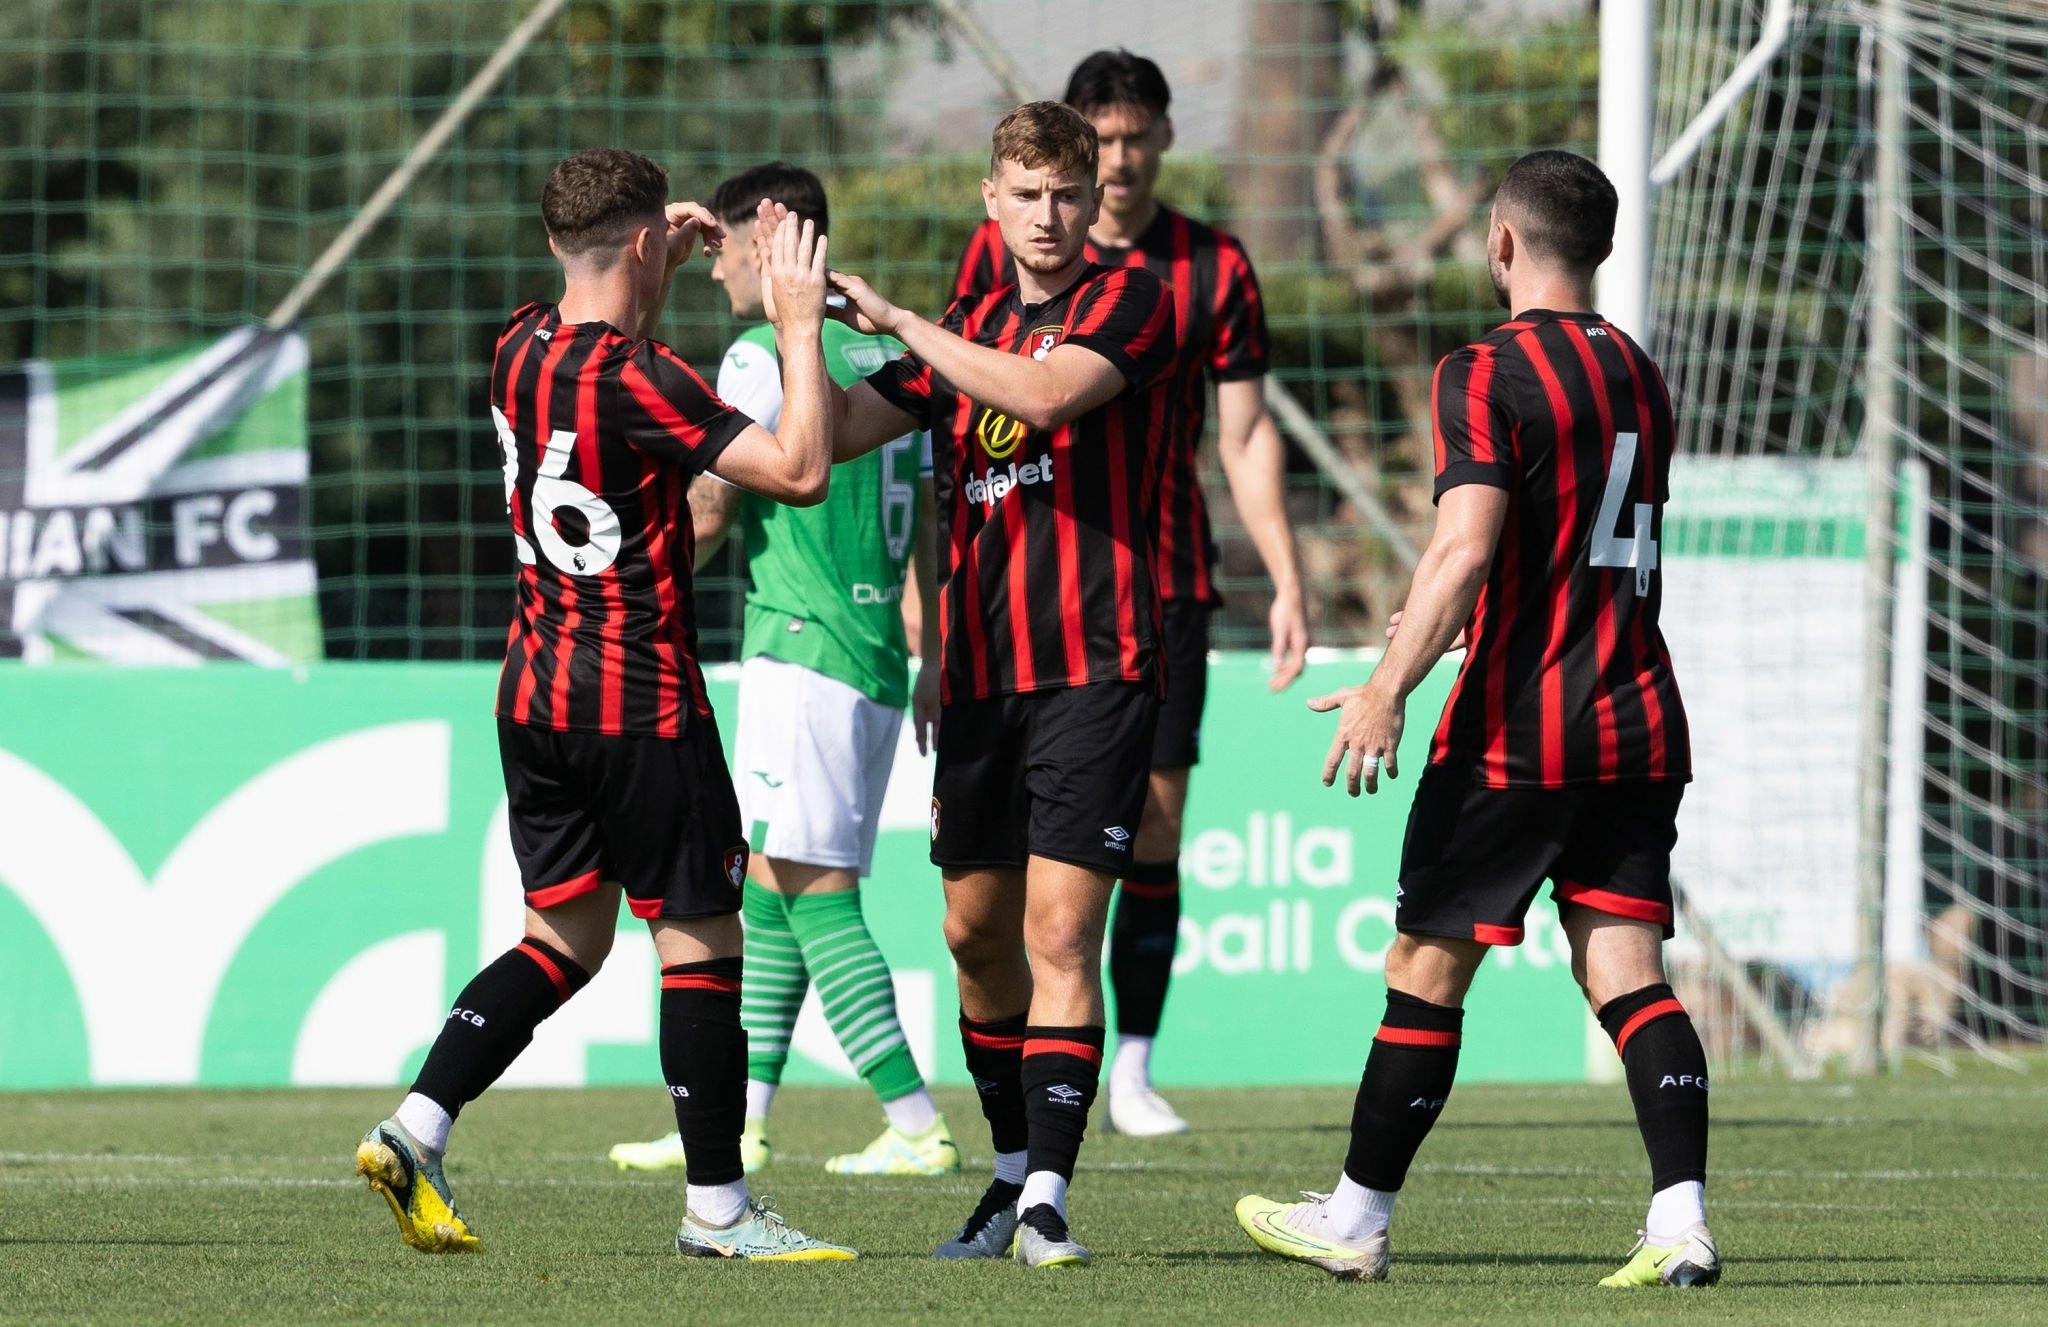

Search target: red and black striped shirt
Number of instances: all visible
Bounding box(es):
[866,263,1178,703]
[1429,309,1691,788]
[954,206,1268,605]
[490,302,749,737]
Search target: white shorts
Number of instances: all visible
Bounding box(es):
[731,655,904,875]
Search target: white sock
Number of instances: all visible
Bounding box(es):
[1645,1180,1706,1243]
[1324,1173,1397,1240]
[1017,1169,1068,1220]
[394,1093,452,1155]
[993,1149,1029,1185]
[1110,1035,1153,1093]
[688,1179,751,1228]
[745,1079,777,1121]
[881,1088,940,1137]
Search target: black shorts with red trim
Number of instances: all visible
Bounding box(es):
[1395,763,1685,946]
[930,682,1158,874]
[1150,599,1210,769]
[497,717,747,922]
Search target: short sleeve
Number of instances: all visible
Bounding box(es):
[1430,345,1518,502]
[916,429,934,479]
[716,334,784,431]
[1208,239,1271,382]
[952,219,1009,303]
[618,340,750,474]
[863,352,934,426]
[1064,267,1178,390]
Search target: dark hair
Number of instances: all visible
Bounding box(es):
[1063,48,1171,119]
[708,161,830,237]
[541,148,668,256]
[990,101,1098,180]
[1494,149,1618,274]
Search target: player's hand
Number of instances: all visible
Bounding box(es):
[754,199,788,324]
[911,662,941,757]
[1387,608,1466,653]
[1307,681,1403,797]
[1267,586,1309,691]
[825,269,904,336]
[662,201,724,271]
[763,205,828,332]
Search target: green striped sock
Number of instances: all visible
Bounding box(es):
[785,887,926,1103]
[740,880,806,1086]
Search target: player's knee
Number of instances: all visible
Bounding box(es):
[943,908,1013,973]
[546,928,613,976]
[1023,910,1102,978]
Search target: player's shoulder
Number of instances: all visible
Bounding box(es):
[1083,260,1168,302]
[731,323,779,355]
[1164,205,1249,261]
[626,335,717,393]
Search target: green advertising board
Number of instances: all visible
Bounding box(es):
[0,656,1589,1091]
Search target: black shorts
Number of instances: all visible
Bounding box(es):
[1151,599,1211,769]
[1396,763,1686,946]
[497,717,747,922]
[930,683,1158,874]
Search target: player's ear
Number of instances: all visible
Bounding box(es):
[548,235,563,263]
[1088,182,1104,225]
[1157,114,1175,153]
[981,176,998,221]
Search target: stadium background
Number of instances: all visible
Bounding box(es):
[0,0,2041,1090]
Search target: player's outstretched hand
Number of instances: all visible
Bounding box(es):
[1307,682,1402,797]
[753,198,790,323]
[662,201,724,270]
[911,663,940,757]
[1268,588,1309,691]
[824,269,903,337]
[1387,608,1466,653]
[763,204,827,332]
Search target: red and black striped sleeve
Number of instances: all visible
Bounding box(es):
[952,219,1009,303]
[1065,266,1178,389]
[616,339,749,474]
[1207,236,1270,382]
[863,292,980,425]
[1430,344,1519,502]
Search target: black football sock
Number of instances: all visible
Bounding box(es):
[410,937,590,1116]
[1341,990,1464,1192]
[1598,983,1710,1191]
[1021,1024,1105,1184]
[660,957,747,1187]
[1110,858,1181,1040]
[959,1011,1029,1159]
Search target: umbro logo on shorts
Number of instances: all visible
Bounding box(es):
[1046,1084,1085,1105]
[1103,825,1130,851]
[723,844,747,890]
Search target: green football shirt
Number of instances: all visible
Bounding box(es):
[718,321,930,709]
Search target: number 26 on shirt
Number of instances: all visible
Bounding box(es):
[492,406,623,577]
[1589,429,1659,595]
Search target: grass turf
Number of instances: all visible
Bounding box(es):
[1,1068,2043,1324]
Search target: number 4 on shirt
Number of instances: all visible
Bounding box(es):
[1590,429,1659,595]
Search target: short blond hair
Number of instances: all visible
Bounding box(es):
[989,101,1098,180]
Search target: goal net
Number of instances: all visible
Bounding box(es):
[1647,0,2045,1069]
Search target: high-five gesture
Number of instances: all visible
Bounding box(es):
[825,269,905,338]
[758,198,828,331]
[662,201,724,270]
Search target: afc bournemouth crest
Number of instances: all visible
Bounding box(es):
[1028,324,1063,361]
[723,844,748,889]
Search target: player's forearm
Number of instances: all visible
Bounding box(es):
[1369,537,1490,704]
[687,477,740,567]
[890,311,1090,432]
[1218,407,1302,599]
[769,323,831,505]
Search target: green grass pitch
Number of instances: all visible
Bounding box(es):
[2,1068,2043,1325]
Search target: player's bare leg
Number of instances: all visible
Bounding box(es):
[1237,933,1484,1280]
[1564,908,1718,1287]
[358,884,619,1252]
[1108,767,1190,1135]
